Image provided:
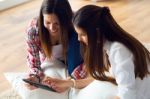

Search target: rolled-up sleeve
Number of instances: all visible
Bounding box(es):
[109,43,136,99]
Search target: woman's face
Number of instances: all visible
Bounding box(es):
[43,13,61,37]
[75,26,88,45]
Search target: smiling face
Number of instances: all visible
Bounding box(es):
[75,26,88,45]
[43,13,61,37]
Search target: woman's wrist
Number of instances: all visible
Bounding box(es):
[71,79,76,88]
[68,79,76,88]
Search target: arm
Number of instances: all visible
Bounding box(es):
[42,74,94,93]
[26,18,45,79]
[72,75,94,89]
[110,43,136,99]
[71,64,87,79]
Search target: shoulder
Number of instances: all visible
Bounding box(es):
[26,17,39,40]
[109,42,133,62]
[25,17,40,44]
[27,17,38,29]
[110,42,131,53]
[26,17,38,36]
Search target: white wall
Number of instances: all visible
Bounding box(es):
[0,0,30,11]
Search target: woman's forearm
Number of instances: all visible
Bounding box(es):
[73,77,94,89]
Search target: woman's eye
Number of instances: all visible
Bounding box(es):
[54,23,59,26]
[46,22,50,24]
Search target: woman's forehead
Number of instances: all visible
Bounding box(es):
[43,14,59,22]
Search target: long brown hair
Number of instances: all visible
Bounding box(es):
[38,0,74,60]
[73,5,150,84]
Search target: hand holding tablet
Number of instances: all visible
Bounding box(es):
[23,79,56,92]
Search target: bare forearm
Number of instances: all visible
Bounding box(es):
[73,77,94,89]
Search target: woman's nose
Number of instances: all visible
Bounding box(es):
[49,24,57,32]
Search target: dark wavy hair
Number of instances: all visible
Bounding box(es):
[38,0,74,60]
[73,5,150,84]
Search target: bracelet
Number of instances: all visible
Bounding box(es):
[71,79,76,88]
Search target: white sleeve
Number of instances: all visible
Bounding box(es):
[109,43,136,99]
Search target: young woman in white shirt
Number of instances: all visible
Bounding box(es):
[71,5,150,99]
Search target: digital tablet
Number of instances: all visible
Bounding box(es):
[23,79,56,92]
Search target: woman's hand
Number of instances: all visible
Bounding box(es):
[24,74,40,90]
[42,77,73,93]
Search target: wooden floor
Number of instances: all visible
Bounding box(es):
[0,0,150,94]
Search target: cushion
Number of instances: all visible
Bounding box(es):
[4,59,68,99]
[0,88,21,99]
[4,72,68,99]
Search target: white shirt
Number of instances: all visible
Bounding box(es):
[52,44,63,60]
[104,41,150,99]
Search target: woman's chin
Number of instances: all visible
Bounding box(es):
[50,33,59,37]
